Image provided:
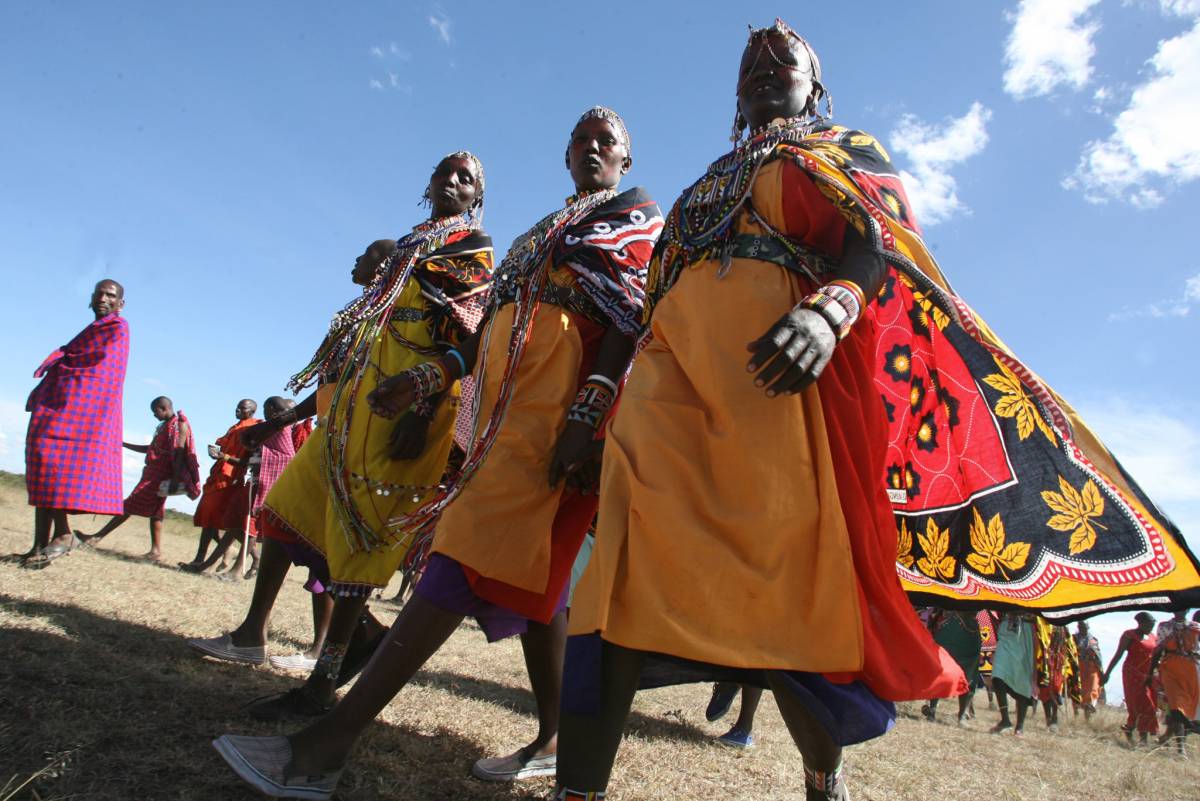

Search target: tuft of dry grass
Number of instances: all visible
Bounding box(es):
[3,482,1200,800]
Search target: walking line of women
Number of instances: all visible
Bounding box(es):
[24,18,1200,801]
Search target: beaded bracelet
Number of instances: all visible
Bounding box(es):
[445,348,467,380]
[566,380,616,429]
[799,280,864,341]
[406,360,449,401]
[412,397,436,419]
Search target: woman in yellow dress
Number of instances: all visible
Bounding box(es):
[202,151,494,721]
[213,108,662,798]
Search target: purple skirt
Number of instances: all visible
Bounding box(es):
[416,553,567,642]
[277,537,332,594]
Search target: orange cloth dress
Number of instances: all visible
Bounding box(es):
[571,159,964,702]
[1158,621,1200,719]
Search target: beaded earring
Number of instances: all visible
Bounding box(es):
[730,109,748,143]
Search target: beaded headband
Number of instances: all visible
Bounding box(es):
[574,106,632,157]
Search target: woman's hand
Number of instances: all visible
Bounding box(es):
[388,412,431,460]
[367,372,417,419]
[548,420,604,494]
[746,307,836,397]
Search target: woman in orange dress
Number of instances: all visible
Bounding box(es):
[1149,610,1200,753]
[1104,612,1160,744]
[557,22,965,801]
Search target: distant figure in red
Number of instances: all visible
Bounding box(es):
[1103,611,1159,744]
[22,279,130,567]
[182,398,262,573]
[78,396,200,561]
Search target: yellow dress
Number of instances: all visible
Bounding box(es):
[569,160,865,672]
[265,278,463,593]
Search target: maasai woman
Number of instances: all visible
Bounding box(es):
[1104,612,1160,744]
[212,107,662,798]
[923,610,982,725]
[186,239,396,671]
[556,23,965,801]
[76,396,200,562]
[990,613,1035,736]
[1034,618,1078,730]
[1073,621,1103,718]
[1148,610,1199,752]
[196,152,494,720]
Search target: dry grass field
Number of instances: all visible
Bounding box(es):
[3,473,1199,801]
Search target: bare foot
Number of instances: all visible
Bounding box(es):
[141,551,163,562]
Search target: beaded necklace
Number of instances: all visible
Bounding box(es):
[385,188,618,541]
[654,117,820,295]
[305,212,477,552]
[287,211,475,393]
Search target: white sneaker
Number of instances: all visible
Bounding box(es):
[270,653,318,672]
[186,633,267,665]
[471,750,557,781]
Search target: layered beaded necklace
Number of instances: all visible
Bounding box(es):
[649,116,821,305]
[386,188,618,541]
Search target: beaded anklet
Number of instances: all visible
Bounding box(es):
[315,641,348,681]
[555,788,606,800]
[803,761,845,798]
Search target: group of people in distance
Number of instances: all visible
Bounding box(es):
[19,19,1200,801]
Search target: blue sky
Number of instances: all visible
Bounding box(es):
[3,2,1198,695]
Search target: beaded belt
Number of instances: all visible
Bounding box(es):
[727,233,837,276]
[391,306,426,323]
[538,282,605,325]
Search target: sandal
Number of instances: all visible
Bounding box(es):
[22,539,73,569]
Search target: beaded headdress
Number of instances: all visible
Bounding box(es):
[731,19,832,142]
[573,106,632,157]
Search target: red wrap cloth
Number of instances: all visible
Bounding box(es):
[193,417,260,529]
[25,313,129,514]
[123,411,200,520]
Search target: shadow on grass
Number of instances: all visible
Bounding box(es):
[409,668,711,746]
[0,594,538,801]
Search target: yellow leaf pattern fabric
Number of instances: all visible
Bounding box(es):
[981,358,1056,445]
[897,518,915,569]
[1042,476,1107,555]
[965,508,1030,576]
[917,519,956,580]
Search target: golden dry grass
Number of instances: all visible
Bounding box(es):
[3,480,1200,801]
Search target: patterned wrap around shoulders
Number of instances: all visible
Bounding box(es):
[645,120,1200,621]
[270,214,494,563]
[25,313,129,514]
[389,187,663,540]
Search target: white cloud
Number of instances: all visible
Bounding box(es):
[1109,271,1200,320]
[1071,394,1200,704]
[428,11,451,44]
[1066,10,1200,205]
[1003,0,1102,99]
[370,41,411,60]
[889,102,992,226]
[1077,397,1200,506]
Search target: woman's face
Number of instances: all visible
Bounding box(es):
[428,156,481,218]
[567,117,629,192]
[736,30,815,131]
